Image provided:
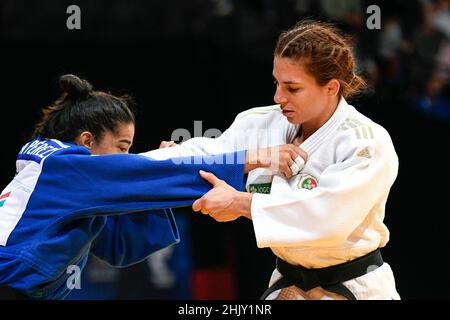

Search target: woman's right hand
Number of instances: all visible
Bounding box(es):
[244,142,308,178]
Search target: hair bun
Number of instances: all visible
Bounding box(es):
[59,74,93,98]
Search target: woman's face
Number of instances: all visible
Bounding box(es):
[272,56,338,127]
[78,122,135,155]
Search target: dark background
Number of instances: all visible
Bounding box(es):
[1,0,449,299]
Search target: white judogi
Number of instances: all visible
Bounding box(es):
[143,97,400,299]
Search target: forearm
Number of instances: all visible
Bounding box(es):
[234,191,253,220]
[243,149,268,173]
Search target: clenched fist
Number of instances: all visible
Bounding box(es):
[245,139,307,178]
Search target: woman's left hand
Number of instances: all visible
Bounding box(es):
[159,141,177,148]
[192,170,253,222]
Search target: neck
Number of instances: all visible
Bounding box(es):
[301,96,340,140]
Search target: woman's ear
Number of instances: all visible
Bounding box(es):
[76,131,95,149]
[325,79,340,97]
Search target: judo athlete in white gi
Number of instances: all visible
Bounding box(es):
[145,20,400,300]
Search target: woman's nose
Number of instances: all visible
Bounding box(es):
[274,88,287,105]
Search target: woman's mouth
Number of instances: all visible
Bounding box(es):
[282,110,295,117]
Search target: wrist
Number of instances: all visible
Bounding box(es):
[244,149,268,173]
[235,191,253,219]
[244,150,258,173]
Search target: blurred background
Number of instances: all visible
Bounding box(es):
[0,0,449,299]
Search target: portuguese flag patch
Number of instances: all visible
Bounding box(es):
[298,175,318,190]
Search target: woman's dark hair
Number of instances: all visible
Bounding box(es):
[33,74,135,142]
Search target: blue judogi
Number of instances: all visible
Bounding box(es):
[0,138,245,299]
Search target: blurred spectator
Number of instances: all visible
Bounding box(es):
[378,18,404,60]
[415,74,450,122]
[351,33,380,91]
[436,40,450,80]
[430,0,450,39]
[319,0,364,30]
[408,1,448,115]
[375,17,410,97]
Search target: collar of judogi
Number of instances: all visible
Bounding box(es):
[296,96,350,155]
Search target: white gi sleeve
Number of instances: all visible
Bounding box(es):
[251,132,399,248]
[139,105,281,159]
[140,132,236,159]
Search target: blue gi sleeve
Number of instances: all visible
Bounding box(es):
[26,147,246,267]
[36,146,246,213]
[90,209,179,267]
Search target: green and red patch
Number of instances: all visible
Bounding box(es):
[0,191,11,207]
[299,175,318,190]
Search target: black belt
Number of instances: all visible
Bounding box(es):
[260,249,384,300]
[0,283,30,300]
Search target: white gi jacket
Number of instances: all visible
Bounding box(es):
[143,97,399,269]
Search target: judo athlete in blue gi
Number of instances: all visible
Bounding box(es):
[0,75,250,300]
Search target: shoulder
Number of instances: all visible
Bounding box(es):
[17,138,77,162]
[225,105,299,143]
[234,104,282,121]
[23,138,90,163]
[334,105,397,163]
[228,104,289,131]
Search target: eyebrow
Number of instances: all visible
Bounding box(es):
[282,80,301,85]
[118,139,133,146]
[273,75,301,85]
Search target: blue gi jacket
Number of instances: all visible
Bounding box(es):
[0,138,245,299]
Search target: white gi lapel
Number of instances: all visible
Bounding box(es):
[293,96,350,155]
[272,96,351,194]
